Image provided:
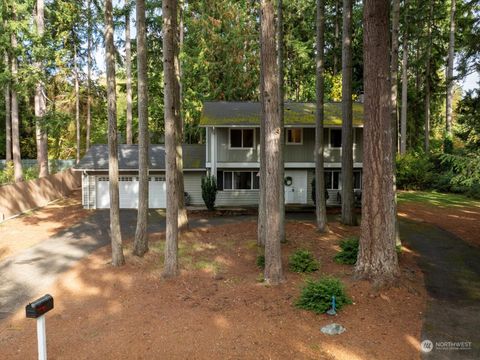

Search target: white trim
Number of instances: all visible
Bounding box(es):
[228,128,255,150]
[75,168,205,173]
[285,128,303,145]
[209,161,363,169]
[199,124,364,128]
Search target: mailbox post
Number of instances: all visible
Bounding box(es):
[26,294,54,360]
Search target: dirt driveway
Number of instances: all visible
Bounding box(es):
[0,190,89,261]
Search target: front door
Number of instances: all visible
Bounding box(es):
[284,170,307,204]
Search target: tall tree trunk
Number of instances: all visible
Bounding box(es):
[400,2,408,155]
[125,0,133,145]
[356,0,399,285]
[445,0,456,151]
[105,0,125,267]
[74,44,81,163]
[261,0,283,285]
[391,0,401,247]
[315,0,327,232]
[341,0,355,225]
[11,27,23,182]
[258,5,266,247]
[163,0,180,278]
[86,0,92,151]
[424,0,433,153]
[333,0,340,76]
[277,0,285,243]
[35,0,48,178]
[391,0,400,154]
[4,51,12,163]
[176,0,188,231]
[133,0,149,257]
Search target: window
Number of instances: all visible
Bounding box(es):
[223,171,259,190]
[353,171,362,189]
[325,171,341,190]
[230,129,254,149]
[286,128,303,144]
[330,129,342,148]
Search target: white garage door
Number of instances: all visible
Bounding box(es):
[149,176,166,208]
[96,177,110,209]
[96,176,166,209]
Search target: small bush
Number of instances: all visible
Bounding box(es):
[201,174,217,211]
[334,237,359,265]
[296,277,352,314]
[289,250,319,273]
[256,254,265,269]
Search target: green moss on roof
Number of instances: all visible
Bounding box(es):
[199,101,364,127]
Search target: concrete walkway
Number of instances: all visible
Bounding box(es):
[0,210,254,320]
[400,219,480,360]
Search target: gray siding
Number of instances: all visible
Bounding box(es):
[212,127,363,164]
[216,190,260,206]
[184,172,205,206]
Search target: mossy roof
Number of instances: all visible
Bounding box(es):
[199,101,364,127]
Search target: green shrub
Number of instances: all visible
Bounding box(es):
[334,237,359,265]
[201,174,218,211]
[289,250,319,273]
[296,277,352,314]
[396,152,435,190]
[256,254,265,269]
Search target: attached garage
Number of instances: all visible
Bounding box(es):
[75,144,205,209]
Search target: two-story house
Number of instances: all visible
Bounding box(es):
[74,101,363,209]
[201,101,363,207]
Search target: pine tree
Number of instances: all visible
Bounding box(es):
[133,0,149,257]
[356,0,399,285]
[105,0,125,267]
[261,0,284,285]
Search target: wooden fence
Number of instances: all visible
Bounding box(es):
[0,169,81,222]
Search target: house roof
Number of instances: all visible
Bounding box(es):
[199,101,364,127]
[74,144,205,171]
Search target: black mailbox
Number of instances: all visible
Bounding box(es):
[26,294,54,319]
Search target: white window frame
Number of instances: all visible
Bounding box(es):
[223,171,259,190]
[285,128,303,145]
[228,128,255,150]
[325,170,342,190]
[329,128,342,149]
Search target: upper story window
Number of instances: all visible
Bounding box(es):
[329,129,342,148]
[229,128,254,149]
[286,128,303,145]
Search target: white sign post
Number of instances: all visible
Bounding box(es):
[26,294,54,360]
[36,315,47,360]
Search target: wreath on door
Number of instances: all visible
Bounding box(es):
[284,176,293,186]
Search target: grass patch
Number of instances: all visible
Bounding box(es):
[398,190,480,208]
[194,259,221,274]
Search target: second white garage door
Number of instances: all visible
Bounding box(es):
[96,176,166,209]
